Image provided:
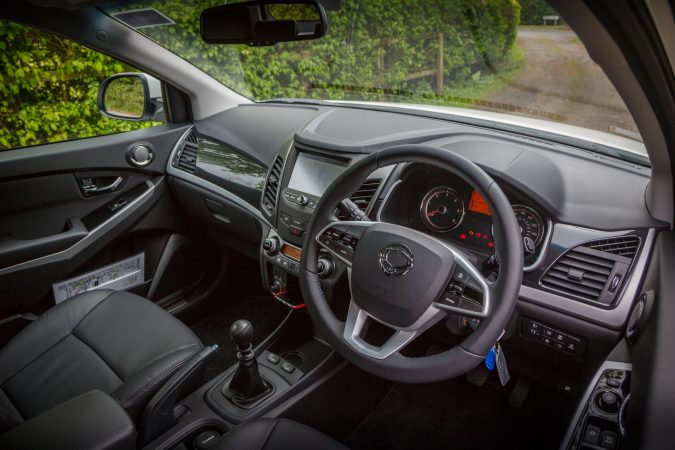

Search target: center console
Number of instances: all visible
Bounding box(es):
[258,142,389,308]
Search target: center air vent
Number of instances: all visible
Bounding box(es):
[262,155,284,216]
[540,236,639,306]
[350,178,382,212]
[172,129,199,173]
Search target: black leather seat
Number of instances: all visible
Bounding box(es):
[0,289,203,433]
[215,418,348,450]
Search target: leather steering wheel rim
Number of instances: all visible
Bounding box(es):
[299,144,523,383]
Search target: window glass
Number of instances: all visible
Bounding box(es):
[0,21,161,151]
[103,0,643,150]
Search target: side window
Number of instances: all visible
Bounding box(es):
[0,21,162,151]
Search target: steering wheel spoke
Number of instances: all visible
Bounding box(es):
[342,298,446,360]
[315,220,375,267]
[432,244,492,319]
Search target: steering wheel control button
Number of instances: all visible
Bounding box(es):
[280,362,295,373]
[318,228,360,263]
[266,353,280,365]
[441,293,462,307]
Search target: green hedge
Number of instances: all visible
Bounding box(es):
[519,0,559,25]
[137,0,521,101]
[0,22,155,150]
[1,0,521,151]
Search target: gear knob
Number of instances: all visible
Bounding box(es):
[230,319,254,350]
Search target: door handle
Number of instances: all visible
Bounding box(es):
[79,176,125,196]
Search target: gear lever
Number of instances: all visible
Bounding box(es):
[226,320,270,402]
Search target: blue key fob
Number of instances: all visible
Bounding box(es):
[484,346,496,371]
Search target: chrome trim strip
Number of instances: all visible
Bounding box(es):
[375,179,402,222]
[166,125,271,227]
[343,292,446,360]
[560,360,632,450]
[524,217,553,272]
[0,178,161,276]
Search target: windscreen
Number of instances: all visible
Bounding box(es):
[102,0,645,158]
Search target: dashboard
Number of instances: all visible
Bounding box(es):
[165,102,662,395]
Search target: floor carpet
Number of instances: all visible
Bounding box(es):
[344,376,572,450]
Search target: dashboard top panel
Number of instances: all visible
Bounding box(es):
[191,103,661,231]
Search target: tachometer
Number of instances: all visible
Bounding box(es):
[420,187,465,232]
[512,205,545,247]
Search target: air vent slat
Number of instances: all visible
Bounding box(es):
[261,155,284,216]
[558,256,613,275]
[172,129,199,173]
[545,270,606,290]
[585,236,640,258]
[350,179,382,212]
[540,235,639,305]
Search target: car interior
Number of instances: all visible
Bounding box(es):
[0,0,673,449]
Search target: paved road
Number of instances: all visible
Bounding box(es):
[488,27,639,137]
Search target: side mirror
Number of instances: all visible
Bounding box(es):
[97,73,165,122]
[201,0,328,46]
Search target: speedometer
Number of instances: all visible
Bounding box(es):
[512,205,545,246]
[420,187,465,232]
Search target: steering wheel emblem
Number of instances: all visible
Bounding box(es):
[378,243,414,277]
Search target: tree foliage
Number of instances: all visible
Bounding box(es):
[1,0,521,151]
[519,0,559,25]
[0,21,156,151]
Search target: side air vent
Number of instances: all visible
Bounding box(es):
[350,178,382,212]
[172,129,199,173]
[540,236,639,306]
[262,155,284,216]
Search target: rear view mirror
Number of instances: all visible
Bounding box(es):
[97,73,165,122]
[200,0,328,46]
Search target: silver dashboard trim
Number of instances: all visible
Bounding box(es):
[523,217,553,272]
[560,360,632,450]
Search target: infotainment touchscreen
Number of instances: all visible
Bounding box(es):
[287,153,345,197]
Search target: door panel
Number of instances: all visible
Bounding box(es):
[0,124,191,316]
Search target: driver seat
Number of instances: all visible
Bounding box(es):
[214,418,348,450]
[0,289,203,433]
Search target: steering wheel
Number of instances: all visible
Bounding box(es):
[299,145,523,383]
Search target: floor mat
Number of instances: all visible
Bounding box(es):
[344,376,572,450]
